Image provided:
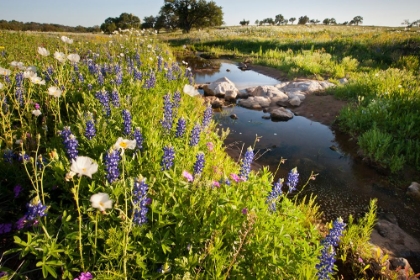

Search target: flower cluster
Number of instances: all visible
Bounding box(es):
[161,94,173,132]
[84,113,96,140]
[60,127,78,160]
[176,117,186,138]
[26,198,48,221]
[144,71,156,89]
[316,217,346,280]
[110,90,120,107]
[286,167,299,193]
[122,109,132,135]
[266,179,284,212]
[95,90,111,117]
[189,123,201,146]
[132,177,150,226]
[134,128,143,150]
[193,152,205,178]
[239,147,254,181]
[161,146,175,170]
[202,105,212,128]
[74,271,93,280]
[104,149,121,183]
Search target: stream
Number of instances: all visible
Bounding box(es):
[193,60,420,244]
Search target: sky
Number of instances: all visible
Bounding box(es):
[0,0,419,28]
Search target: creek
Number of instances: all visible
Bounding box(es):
[193,60,420,242]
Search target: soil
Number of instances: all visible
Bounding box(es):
[247,64,349,126]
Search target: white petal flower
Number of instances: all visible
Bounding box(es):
[38,47,50,56]
[67,53,80,63]
[113,137,136,153]
[61,36,73,44]
[183,84,200,97]
[26,66,37,73]
[90,193,113,212]
[0,67,12,76]
[23,70,37,79]
[30,76,46,85]
[32,109,42,117]
[10,61,26,70]
[70,156,98,178]
[54,51,67,63]
[48,86,62,98]
[0,82,4,90]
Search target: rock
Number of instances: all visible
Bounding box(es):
[238,62,248,70]
[238,96,271,109]
[204,96,224,108]
[203,77,239,98]
[224,89,238,101]
[339,78,348,84]
[249,85,289,101]
[269,107,294,121]
[237,91,249,99]
[289,96,302,106]
[261,115,271,120]
[230,114,238,119]
[406,182,420,201]
[226,69,231,72]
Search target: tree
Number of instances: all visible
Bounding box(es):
[100,13,141,33]
[239,19,250,26]
[274,14,285,25]
[352,16,363,25]
[330,18,337,25]
[159,0,223,33]
[142,15,156,29]
[298,15,309,25]
[310,19,320,25]
[289,17,296,24]
[255,19,259,26]
[323,18,330,25]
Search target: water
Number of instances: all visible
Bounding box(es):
[194,61,420,250]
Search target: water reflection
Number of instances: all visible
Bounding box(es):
[195,62,420,239]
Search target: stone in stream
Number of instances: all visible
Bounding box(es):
[202,77,239,100]
[269,107,294,121]
[406,182,420,202]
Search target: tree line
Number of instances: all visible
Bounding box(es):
[0,20,100,33]
[249,15,364,26]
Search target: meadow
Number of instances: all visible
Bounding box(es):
[0,28,395,279]
[164,25,420,173]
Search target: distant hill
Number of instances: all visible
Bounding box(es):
[0,19,100,33]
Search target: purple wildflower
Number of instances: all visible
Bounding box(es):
[97,72,104,86]
[26,199,48,221]
[189,123,201,146]
[95,90,111,116]
[241,208,248,215]
[87,83,92,91]
[239,147,254,181]
[144,71,156,89]
[286,167,299,193]
[74,271,93,280]
[161,94,173,132]
[110,90,120,108]
[62,134,78,160]
[14,185,23,198]
[3,149,14,163]
[175,117,187,138]
[161,146,175,171]
[266,178,284,212]
[132,177,149,226]
[0,223,12,234]
[134,127,143,150]
[133,68,142,81]
[122,109,132,135]
[15,216,27,230]
[104,149,121,183]
[115,71,123,86]
[212,181,220,188]
[193,152,205,178]
[202,105,212,128]
[182,170,193,182]
[78,73,84,83]
[85,114,96,140]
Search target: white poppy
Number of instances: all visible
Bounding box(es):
[38,47,50,56]
[90,193,113,212]
[0,67,11,76]
[0,82,4,90]
[48,86,62,98]
[32,109,42,117]
[61,36,73,44]
[70,156,99,178]
[23,70,37,79]
[113,137,136,154]
[67,53,80,63]
[183,84,200,97]
[54,51,67,63]
[10,61,26,70]
[30,76,46,85]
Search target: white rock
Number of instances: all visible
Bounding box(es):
[289,96,302,106]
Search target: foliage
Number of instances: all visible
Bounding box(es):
[298,15,310,25]
[0,30,327,279]
[0,19,99,33]
[100,13,141,34]
[159,0,223,33]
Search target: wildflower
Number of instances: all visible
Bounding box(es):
[113,137,136,154]
[266,178,284,212]
[10,61,26,70]
[61,36,73,44]
[0,223,12,234]
[54,51,66,63]
[206,142,214,152]
[122,109,132,135]
[239,147,254,181]
[132,177,149,225]
[62,134,78,160]
[95,90,111,116]
[110,90,120,107]
[3,149,14,163]
[18,153,30,162]
[84,115,96,140]
[15,216,27,230]
[173,91,181,109]
[189,123,201,146]
[30,76,46,85]
[0,66,11,76]
[134,128,143,150]
[202,105,212,127]
[26,197,48,221]
[161,146,175,171]
[193,152,205,177]
[316,217,346,280]
[0,82,3,90]
[182,170,193,182]
[183,84,199,97]
[133,68,142,80]
[32,109,42,117]
[242,208,248,215]
[14,185,22,197]
[74,271,93,280]
[161,93,173,132]
[175,117,186,138]
[104,149,120,183]
[37,47,49,56]
[67,53,80,63]
[230,173,242,183]
[90,193,113,212]
[70,156,98,178]
[34,103,40,110]
[286,167,299,193]
[212,181,220,188]
[48,86,62,98]
[144,71,156,89]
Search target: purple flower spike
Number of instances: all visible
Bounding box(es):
[239,147,254,181]
[286,167,299,193]
[161,146,175,171]
[193,152,205,178]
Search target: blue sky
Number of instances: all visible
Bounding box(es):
[1,0,419,27]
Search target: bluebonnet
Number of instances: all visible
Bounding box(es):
[316,218,346,280]
[175,117,186,138]
[135,51,141,67]
[134,127,143,150]
[0,223,12,234]
[161,146,175,170]
[95,91,111,116]
[144,71,156,89]
[4,75,10,84]
[3,149,14,163]
[287,167,299,193]
[165,68,174,81]
[36,155,47,170]
[115,71,123,86]
[132,177,149,225]
[73,63,79,73]
[85,113,96,140]
[26,198,48,221]
[193,152,205,177]
[157,55,163,71]
[15,72,23,87]
[239,147,254,181]
[15,87,24,107]
[1,95,9,113]
[110,90,120,107]
[97,72,104,86]
[202,105,212,128]
[133,68,142,81]
[173,91,181,109]
[87,84,92,91]
[122,109,132,135]
[266,179,284,212]
[64,134,78,160]
[104,149,121,183]
[78,73,84,83]
[189,123,201,146]
[161,94,173,132]
[18,153,30,162]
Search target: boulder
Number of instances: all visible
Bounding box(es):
[202,77,239,98]
[238,96,271,109]
[406,182,420,201]
[225,89,238,101]
[269,107,294,121]
[289,96,302,106]
[249,85,289,101]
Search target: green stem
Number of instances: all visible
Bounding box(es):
[73,179,85,270]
